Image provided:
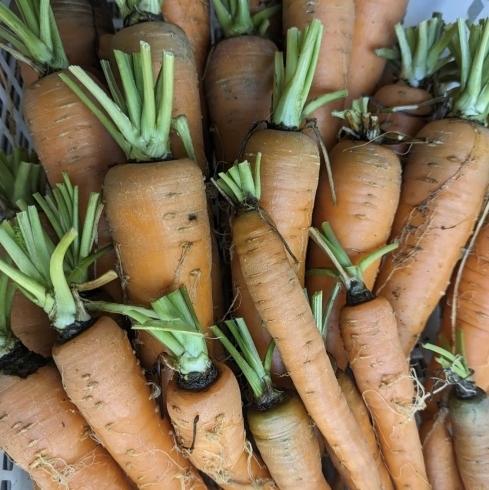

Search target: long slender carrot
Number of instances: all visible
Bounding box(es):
[213,158,383,490]
[0,178,206,490]
[306,98,402,369]
[282,0,355,150]
[372,15,455,155]
[309,223,430,489]
[211,318,330,490]
[374,19,489,357]
[59,42,215,369]
[420,408,465,490]
[111,0,207,175]
[345,0,409,106]
[205,0,278,168]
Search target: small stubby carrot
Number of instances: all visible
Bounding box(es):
[307,98,402,369]
[213,158,383,490]
[282,0,355,150]
[420,407,465,490]
[372,15,455,155]
[211,318,330,490]
[345,0,409,106]
[424,339,489,489]
[374,19,489,357]
[309,223,430,489]
[59,43,215,369]
[111,0,207,175]
[204,0,278,168]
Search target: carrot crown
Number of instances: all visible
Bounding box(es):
[59,41,195,163]
[375,13,455,89]
[85,287,212,380]
[448,18,489,124]
[212,0,280,38]
[307,223,398,307]
[211,319,285,408]
[0,0,68,76]
[0,173,115,332]
[115,0,162,24]
[271,19,346,130]
[0,148,46,220]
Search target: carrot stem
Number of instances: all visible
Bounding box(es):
[272,19,323,129]
[0,268,16,354]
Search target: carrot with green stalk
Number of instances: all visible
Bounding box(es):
[309,222,430,489]
[205,0,279,168]
[0,175,206,490]
[85,287,277,490]
[59,41,215,369]
[374,18,489,357]
[212,157,383,490]
[210,317,330,490]
[0,147,57,357]
[0,0,126,301]
[424,332,489,489]
[306,96,402,369]
[110,0,207,175]
[372,14,456,154]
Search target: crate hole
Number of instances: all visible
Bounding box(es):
[1,481,12,490]
[2,453,13,472]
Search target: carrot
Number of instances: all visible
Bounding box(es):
[335,369,394,490]
[211,318,329,490]
[91,287,277,489]
[345,0,409,106]
[420,407,465,490]
[282,0,355,150]
[424,337,489,489]
[371,15,455,154]
[0,0,126,302]
[374,19,489,357]
[235,19,344,385]
[60,42,215,370]
[205,0,278,168]
[306,97,402,369]
[111,0,207,175]
[0,177,206,490]
[212,157,383,490]
[309,223,430,489]
[0,264,132,490]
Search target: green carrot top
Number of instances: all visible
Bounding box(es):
[59,41,195,163]
[212,0,281,39]
[0,173,114,335]
[0,148,47,220]
[375,13,455,90]
[447,17,489,124]
[0,0,68,76]
[85,286,214,388]
[115,0,163,25]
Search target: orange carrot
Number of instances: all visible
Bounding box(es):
[213,158,383,490]
[345,0,409,105]
[421,408,465,490]
[307,98,402,369]
[110,0,207,175]
[283,0,355,150]
[374,19,489,357]
[310,223,430,489]
[211,318,330,490]
[205,0,278,168]
[60,42,215,369]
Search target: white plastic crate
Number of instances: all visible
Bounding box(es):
[0,0,486,489]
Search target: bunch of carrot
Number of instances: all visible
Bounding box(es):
[1,0,489,489]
